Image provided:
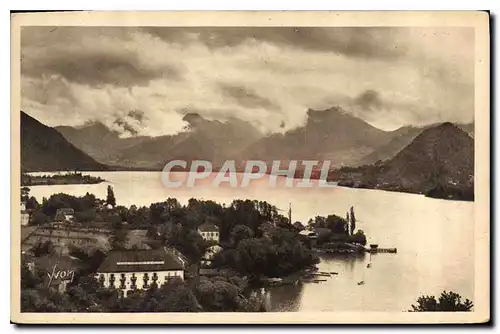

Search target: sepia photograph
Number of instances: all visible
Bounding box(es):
[10,11,490,324]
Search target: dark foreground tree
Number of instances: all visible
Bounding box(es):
[349,206,356,235]
[106,185,116,208]
[409,290,473,312]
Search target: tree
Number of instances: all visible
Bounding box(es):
[346,212,350,233]
[110,217,128,250]
[106,185,116,208]
[230,224,254,246]
[30,211,50,226]
[409,291,473,312]
[25,196,40,211]
[75,208,97,223]
[193,278,240,311]
[348,229,367,246]
[31,240,56,257]
[349,206,356,235]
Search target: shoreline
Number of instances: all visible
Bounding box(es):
[21,173,106,187]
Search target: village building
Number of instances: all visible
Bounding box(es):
[54,208,75,223]
[200,245,223,268]
[197,222,219,243]
[96,248,186,297]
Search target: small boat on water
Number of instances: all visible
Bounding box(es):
[357,281,365,286]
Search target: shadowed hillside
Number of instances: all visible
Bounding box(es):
[21,111,106,172]
[338,122,474,201]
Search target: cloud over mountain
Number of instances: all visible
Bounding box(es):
[21,26,474,136]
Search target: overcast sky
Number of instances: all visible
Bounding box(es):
[21,26,474,136]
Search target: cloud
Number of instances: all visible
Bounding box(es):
[145,27,408,59]
[127,110,147,123]
[21,27,182,87]
[113,117,139,135]
[354,90,383,110]
[218,83,280,111]
[21,26,475,135]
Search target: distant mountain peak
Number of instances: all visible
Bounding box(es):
[376,122,474,194]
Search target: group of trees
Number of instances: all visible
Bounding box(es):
[149,198,318,270]
[22,186,127,227]
[212,227,319,282]
[307,207,367,247]
[21,172,105,186]
[409,291,474,312]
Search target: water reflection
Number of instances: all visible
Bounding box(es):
[27,171,475,312]
[268,283,303,312]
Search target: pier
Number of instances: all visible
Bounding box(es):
[366,244,397,254]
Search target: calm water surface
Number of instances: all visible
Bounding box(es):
[28,171,474,312]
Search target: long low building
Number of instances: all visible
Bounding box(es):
[95,248,186,297]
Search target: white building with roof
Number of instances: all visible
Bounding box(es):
[95,248,186,297]
[21,201,30,226]
[200,245,223,267]
[197,222,220,243]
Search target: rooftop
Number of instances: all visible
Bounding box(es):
[56,208,75,215]
[97,249,185,273]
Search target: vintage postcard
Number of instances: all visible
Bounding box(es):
[11,11,490,324]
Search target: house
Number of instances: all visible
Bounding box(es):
[21,201,30,226]
[197,222,219,243]
[165,247,189,268]
[200,245,222,268]
[95,248,186,297]
[55,208,75,223]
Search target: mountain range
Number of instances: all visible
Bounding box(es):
[240,107,397,167]
[21,108,474,178]
[56,113,262,169]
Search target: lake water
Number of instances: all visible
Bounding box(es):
[27,171,474,312]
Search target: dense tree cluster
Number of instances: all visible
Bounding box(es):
[409,291,474,312]
[21,172,104,186]
[307,210,367,247]
[213,227,319,281]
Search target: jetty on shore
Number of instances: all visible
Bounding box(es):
[366,244,397,253]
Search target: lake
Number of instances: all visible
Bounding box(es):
[27,171,474,312]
